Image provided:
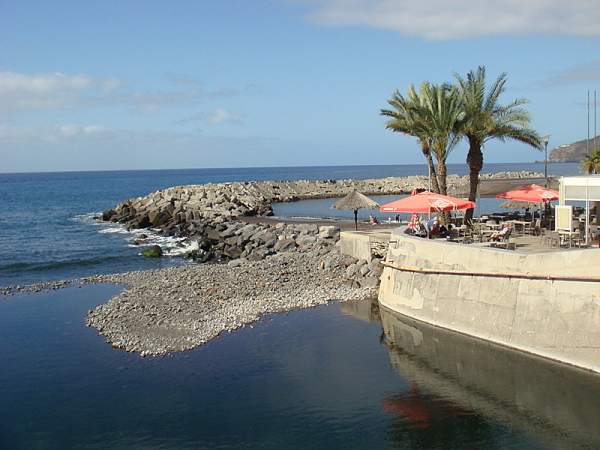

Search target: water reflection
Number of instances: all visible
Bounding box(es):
[373,302,600,449]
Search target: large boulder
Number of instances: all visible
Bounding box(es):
[295,223,319,235]
[296,235,317,248]
[274,238,296,252]
[359,276,380,288]
[318,226,339,239]
[140,245,163,258]
[101,209,117,221]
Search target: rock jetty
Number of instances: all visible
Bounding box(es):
[101,171,541,263]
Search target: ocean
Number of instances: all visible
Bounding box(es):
[0,163,580,287]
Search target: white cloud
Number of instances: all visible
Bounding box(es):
[0,71,240,115]
[174,108,244,127]
[0,72,93,94]
[0,71,122,113]
[306,0,600,40]
[0,123,111,144]
[207,108,243,125]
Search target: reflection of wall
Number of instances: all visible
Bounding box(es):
[339,298,381,324]
[378,233,600,373]
[380,306,600,448]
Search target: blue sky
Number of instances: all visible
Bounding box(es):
[1,0,600,172]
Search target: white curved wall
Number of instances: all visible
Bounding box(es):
[378,233,600,373]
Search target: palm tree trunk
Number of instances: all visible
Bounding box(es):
[436,161,450,224]
[421,142,440,193]
[426,152,441,193]
[437,160,447,195]
[464,139,483,223]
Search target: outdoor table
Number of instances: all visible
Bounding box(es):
[506,220,530,234]
[484,223,501,230]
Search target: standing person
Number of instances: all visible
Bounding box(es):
[424,217,439,237]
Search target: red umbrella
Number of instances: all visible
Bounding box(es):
[496,184,558,203]
[380,191,476,213]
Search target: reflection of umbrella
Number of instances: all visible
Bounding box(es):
[381,383,468,429]
[379,191,476,213]
[496,184,559,203]
[332,190,379,230]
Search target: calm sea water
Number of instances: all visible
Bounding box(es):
[0,163,580,287]
[1,285,598,449]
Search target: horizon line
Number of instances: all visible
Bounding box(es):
[0,161,572,176]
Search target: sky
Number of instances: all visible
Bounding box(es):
[1,0,600,173]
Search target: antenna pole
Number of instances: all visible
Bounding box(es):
[588,90,590,157]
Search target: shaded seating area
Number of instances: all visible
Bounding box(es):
[374,180,600,253]
[556,176,600,246]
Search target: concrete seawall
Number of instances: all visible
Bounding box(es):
[378,233,600,373]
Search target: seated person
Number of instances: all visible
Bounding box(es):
[405,214,425,236]
[369,214,379,225]
[438,223,452,238]
[490,222,512,241]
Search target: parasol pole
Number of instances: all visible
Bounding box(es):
[354,209,358,231]
[428,164,432,221]
[586,178,590,246]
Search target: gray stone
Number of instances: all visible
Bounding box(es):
[295,223,319,235]
[141,245,163,258]
[345,264,359,277]
[296,235,317,247]
[227,258,245,267]
[368,257,383,274]
[274,239,296,252]
[318,225,338,239]
[359,276,380,288]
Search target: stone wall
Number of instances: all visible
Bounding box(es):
[378,232,600,373]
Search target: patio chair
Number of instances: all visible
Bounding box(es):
[469,222,485,243]
[541,230,561,248]
[490,228,515,250]
[530,218,541,235]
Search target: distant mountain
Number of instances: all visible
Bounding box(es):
[549,135,600,162]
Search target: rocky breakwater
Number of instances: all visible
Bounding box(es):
[101,171,542,262]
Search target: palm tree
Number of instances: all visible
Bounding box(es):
[582,148,600,174]
[454,66,542,222]
[582,148,600,219]
[419,82,464,196]
[381,84,441,193]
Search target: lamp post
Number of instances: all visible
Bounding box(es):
[542,135,550,187]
